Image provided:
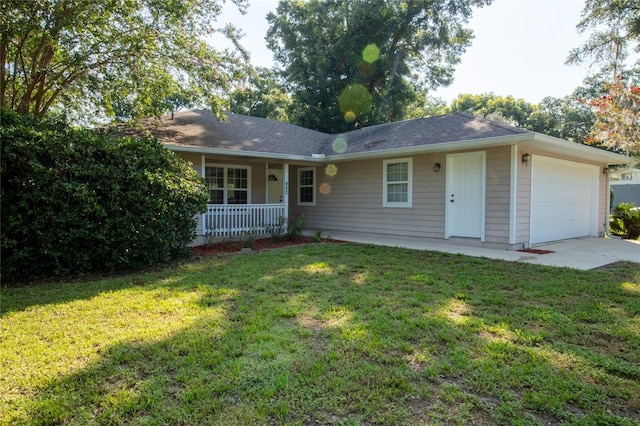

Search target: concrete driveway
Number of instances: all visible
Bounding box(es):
[322,232,640,270]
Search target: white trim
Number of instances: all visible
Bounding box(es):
[383,158,413,208]
[283,164,290,226]
[204,163,252,205]
[445,151,486,241]
[165,144,312,162]
[297,167,316,206]
[201,154,206,236]
[509,145,517,245]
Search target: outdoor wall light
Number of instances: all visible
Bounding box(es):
[603,167,609,175]
[433,162,441,172]
[521,153,531,166]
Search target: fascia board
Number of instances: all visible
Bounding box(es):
[323,133,533,162]
[523,133,632,165]
[163,144,311,162]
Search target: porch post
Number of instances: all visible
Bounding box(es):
[201,155,207,236]
[283,163,290,232]
[265,162,270,202]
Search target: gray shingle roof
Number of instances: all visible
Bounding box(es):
[134,110,330,156]
[323,112,532,156]
[135,110,533,158]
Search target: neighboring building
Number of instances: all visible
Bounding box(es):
[134,110,631,250]
[610,167,640,209]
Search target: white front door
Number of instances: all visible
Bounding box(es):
[446,152,486,239]
[267,169,283,203]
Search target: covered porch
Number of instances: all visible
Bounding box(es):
[196,158,294,238]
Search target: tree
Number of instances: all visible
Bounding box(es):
[566,0,640,80]
[526,94,596,144]
[266,0,491,133]
[0,0,248,121]
[566,0,639,154]
[449,93,535,128]
[228,67,292,122]
[584,77,640,154]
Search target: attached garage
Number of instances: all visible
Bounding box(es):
[530,155,600,245]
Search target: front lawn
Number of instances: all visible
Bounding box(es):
[2,243,639,425]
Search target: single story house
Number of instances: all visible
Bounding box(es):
[141,109,631,250]
[610,167,640,209]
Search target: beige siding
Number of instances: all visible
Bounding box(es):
[177,153,203,175]
[484,146,512,246]
[290,154,447,239]
[292,147,515,248]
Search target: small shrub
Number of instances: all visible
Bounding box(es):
[242,230,257,249]
[311,230,323,243]
[266,216,307,243]
[267,216,287,243]
[286,216,308,241]
[610,202,640,239]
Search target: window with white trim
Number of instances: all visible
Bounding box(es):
[205,164,251,204]
[383,158,412,207]
[298,167,316,206]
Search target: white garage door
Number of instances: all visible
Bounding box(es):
[530,156,599,245]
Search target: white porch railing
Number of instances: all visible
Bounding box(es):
[202,204,286,237]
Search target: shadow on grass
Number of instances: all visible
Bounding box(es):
[3,244,640,425]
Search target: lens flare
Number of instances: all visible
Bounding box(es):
[319,183,332,195]
[338,84,372,122]
[332,137,348,154]
[344,111,356,122]
[325,164,338,176]
[362,44,380,63]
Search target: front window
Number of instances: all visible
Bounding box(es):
[298,167,316,206]
[383,158,412,207]
[205,164,250,204]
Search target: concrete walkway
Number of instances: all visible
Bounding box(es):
[322,231,640,270]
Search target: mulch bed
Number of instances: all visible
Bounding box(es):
[518,248,555,255]
[192,236,340,256]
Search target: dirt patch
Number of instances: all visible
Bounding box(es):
[192,236,342,257]
[518,248,555,254]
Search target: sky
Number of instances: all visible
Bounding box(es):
[212,0,591,104]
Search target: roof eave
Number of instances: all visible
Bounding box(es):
[523,133,632,165]
[325,133,532,162]
[163,144,312,162]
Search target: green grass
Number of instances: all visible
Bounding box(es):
[2,243,639,425]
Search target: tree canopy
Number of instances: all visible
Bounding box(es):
[0,0,248,122]
[567,0,640,80]
[565,0,639,156]
[266,0,491,133]
[585,78,640,154]
[228,67,292,122]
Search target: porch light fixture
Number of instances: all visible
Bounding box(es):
[521,153,530,166]
[433,162,441,172]
[603,167,609,175]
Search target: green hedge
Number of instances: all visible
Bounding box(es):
[1,110,208,282]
